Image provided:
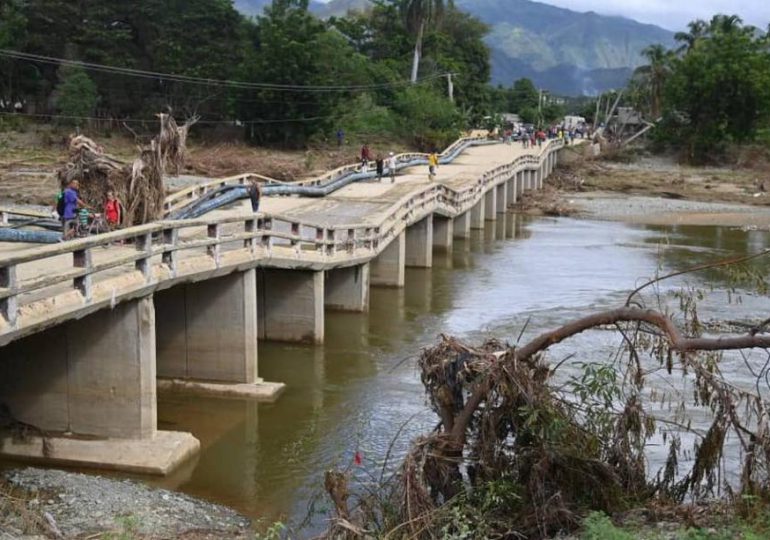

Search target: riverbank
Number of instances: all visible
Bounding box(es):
[520,150,770,228]
[0,468,254,539]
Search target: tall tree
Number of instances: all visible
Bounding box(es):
[634,44,674,119]
[674,19,708,53]
[399,0,451,83]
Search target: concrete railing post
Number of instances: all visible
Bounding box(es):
[207,223,221,266]
[162,227,178,277]
[73,248,93,302]
[0,265,18,328]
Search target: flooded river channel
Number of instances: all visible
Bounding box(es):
[150,215,769,530]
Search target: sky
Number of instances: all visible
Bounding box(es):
[525,0,768,31]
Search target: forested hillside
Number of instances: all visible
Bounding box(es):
[315,0,675,95]
[0,0,494,148]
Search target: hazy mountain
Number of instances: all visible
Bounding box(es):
[235,0,675,95]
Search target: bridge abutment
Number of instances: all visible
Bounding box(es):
[405,215,433,268]
[325,263,370,312]
[370,232,405,287]
[0,296,198,475]
[258,269,325,344]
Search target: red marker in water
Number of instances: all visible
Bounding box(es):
[354,451,363,466]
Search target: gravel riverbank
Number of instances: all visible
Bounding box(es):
[1,468,252,539]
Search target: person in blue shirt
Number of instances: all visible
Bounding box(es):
[61,180,87,239]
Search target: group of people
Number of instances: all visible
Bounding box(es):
[359,143,402,183]
[360,143,439,183]
[501,124,587,149]
[56,179,123,240]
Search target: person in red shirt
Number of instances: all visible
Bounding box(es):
[104,191,123,229]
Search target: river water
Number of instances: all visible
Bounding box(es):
[151,215,770,531]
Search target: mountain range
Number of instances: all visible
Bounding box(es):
[233,0,676,96]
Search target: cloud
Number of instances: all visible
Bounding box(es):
[540,0,769,31]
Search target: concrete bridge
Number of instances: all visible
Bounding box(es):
[0,138,563,475]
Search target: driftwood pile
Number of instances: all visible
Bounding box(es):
[57,114,196,227]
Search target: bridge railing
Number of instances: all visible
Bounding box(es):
[161,135,492,215]
[0,140,561,336]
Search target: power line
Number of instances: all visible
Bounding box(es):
[0,110,340,125]
[0,49,447,93]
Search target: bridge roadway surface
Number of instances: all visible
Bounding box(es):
[0,140,556,346]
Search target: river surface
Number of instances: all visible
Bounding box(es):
[150,215,769,532]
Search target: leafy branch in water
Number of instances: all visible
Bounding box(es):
[319,251,770,539]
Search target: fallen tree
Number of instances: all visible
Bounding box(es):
[57,114,197,227]
[321,252,770,539]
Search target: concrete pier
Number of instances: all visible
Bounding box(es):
[258,269,324,344]
[506,177,517,206]
[154,271,284,400]
[432,215,453,252]
[370,232,405,288]
[325,263,370,312]
[0,297,198,474]
[484,188,497,221]
[453,211,471,239]
[470,200,485,230]
[496,182,508,213]
[405,215,433,268]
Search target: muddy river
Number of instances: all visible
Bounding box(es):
[148,214,769,532]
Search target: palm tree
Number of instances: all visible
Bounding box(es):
[709,14,744,36]
[634,44,675,119]
[674,19,708,53]
[400,0,452,83]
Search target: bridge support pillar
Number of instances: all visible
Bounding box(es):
[470,200,485,230]
[484,188,497,221]
[432,215,453,252]
[0,297,199,475]
[406,215,433,268]
[258,269,325,344]
[537,164,544,189]
[453,211,471,239]
[155,270,284,400]
[507,177,517,206]
[325,263,370,312]
[371,232,405,288]
[496,182,508,213]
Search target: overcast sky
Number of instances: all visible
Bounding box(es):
[534,0,768,31]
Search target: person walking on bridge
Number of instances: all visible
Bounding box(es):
[387,152,397,183]
[428,151,439,181]
[248,178,262,213]
[375,155,384,182]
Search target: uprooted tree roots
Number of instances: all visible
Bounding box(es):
[57,114,196,227]
[321,265,770,539]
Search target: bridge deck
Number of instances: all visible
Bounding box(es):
[0,140,560,345]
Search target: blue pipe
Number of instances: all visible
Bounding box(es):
[172,138,499,220]
[0,228,62,244]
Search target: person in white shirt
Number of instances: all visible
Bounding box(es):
[387,152,397,183]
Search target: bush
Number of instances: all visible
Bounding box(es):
[393,86,463,151]
[581,512,635,540]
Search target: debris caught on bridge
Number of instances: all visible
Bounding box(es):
[57,114,197,227]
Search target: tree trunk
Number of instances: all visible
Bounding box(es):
[410,20,425,83]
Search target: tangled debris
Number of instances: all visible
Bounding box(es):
[57,114,196,226]
[321,259,770,539]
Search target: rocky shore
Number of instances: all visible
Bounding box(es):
[0,468,252,539]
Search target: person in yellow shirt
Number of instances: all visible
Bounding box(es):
[428,152,439,180]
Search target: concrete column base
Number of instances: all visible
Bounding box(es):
[470,200,485,230]
[432,216,453,252]
[0,430,199,476]
[453,211,471,239]
[325,263,370,312]
[484,188,497,221]
[405,215,433,268]
[371,232,405,288]
[496,182,508,213]
[157,378,285,402]
[258,269,324,344]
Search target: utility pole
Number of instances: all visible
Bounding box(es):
[446,73,454,103]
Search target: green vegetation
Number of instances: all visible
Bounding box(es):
[629,15,770,163]
[0,0,505,150]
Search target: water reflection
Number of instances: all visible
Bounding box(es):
[147,216,770,528]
